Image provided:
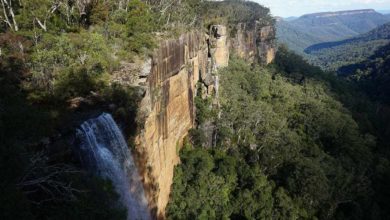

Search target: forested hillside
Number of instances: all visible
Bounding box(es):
[166,47,390,219]
[2,0,390,220]
[0,0,214,218]
[276,19,320,54]
[0,0,277,219]
[306,22,390,71]
[340,43,390,138]
[277,9,390,53]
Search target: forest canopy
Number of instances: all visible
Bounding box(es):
[167,51,389,219]
[0,0,275,219]
[2,0,390,219]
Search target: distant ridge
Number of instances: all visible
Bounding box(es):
[276,8,390,53]
[284,16,298,21]
[301,9,376,18]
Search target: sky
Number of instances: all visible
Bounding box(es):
[255,0,390,17]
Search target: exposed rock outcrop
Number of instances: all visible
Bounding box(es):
[134,31,210,218]
[231,23,257,61]
[132,23,276,219]
[257,25,276,64]
[231,23,276,64]
[209,25,230,68]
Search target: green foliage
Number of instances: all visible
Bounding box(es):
[308,39,389,71]
[340,42,390,105]
[167,148,235,219]
[276,20,320,55]
[304,22,390,71]
[273,45,379,136]
[146,0,205,33]
[166,148,303,220]
[0,1,155,217]
[6,1,390,219]
[147,0,273,34]
[277,11,390,54]
[102,84,142,137]
[0,45,128,219]
[26,31,113,102]
[194,96,214,125]
[88,1,110,25]
[125,0,156,53]
[168,55,376,219]
[201,0,274,29]
[339,42,390,158]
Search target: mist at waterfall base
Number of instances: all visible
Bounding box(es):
[76,113,151,220]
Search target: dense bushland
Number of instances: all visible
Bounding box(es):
[0,0,276,218]
[306,22,390,71]
[340,42,390,148]
[276,10,390,54]
[167,51,390,219]
[0,0,160,218]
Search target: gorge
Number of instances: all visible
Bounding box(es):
[2,1,390,219]
[102,23,276,218]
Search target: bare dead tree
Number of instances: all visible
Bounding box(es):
[33,1,61,32]
[1,0,18,31]
[17,151,84,205]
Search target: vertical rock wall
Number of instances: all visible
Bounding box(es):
[231,23,257,62]
[134,23,276,219]
[209,25,230,68]
[257,25,276,64]
[231,23,276,64]
[135,31,209,218]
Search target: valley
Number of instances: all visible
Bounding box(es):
[1,1,390,220]
[277,9,390,54]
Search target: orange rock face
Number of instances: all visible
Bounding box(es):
[231,23,276,65]
[209,25,230,68]
[231,23,257,61]
[257,25,277,64]
[134,25,276,219]
[135,31,208,218]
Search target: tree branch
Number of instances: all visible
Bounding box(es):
[17,151,84,205]
[35,17,47,31]
[1,0,13,30]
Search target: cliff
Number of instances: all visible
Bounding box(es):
[231,23,276,64]
[133,24,276,218]
[134,31,210,218]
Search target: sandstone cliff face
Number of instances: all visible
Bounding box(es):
[134,31,210,218]
[231,23,257,61]
[134,24,276,219]
[209,25,230,68]
[231,23,276,64]
[257,25,276,64]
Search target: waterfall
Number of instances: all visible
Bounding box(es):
[76,113,151,220]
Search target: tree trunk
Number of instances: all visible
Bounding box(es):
[35,18,47,31]
[8,0,18,31]
[1,0,13,30]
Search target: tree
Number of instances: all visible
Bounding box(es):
[0,0,19,31]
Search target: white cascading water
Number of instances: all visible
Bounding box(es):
[76,113,151,220]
